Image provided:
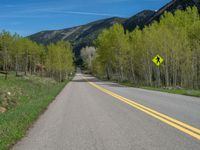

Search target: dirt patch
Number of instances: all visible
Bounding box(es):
[0,106,6,113]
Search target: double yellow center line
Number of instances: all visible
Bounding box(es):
[86,79,200,140]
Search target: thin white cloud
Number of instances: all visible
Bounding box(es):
[0,1,124,18]
[0,10,122,18]
[18,7,122,17]
[51,10,121,17]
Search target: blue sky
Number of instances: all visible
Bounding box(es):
[0,0,171,36]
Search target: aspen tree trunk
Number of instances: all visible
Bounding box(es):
[173,54,177,87]
[120,65,124,81]
[29,57,32,75]
[33,60,36,74]
[25,51,28,76]
[5,55,8,80]
[4,47,8,80]
[15,56,18,76]
[157,67,161,87]
[165,54,169,87]
[59,71,62,82]
[148,64,153,86]
[106,67,110,80]
[197,52,200,88]
[130,58,136,83]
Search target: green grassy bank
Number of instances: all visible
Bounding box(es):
[0,74,69,150]
[119,81,200,97]
[141,86,200,97]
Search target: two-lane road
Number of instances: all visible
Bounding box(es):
[13,73,200,150]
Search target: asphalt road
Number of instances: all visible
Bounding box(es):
[13,72,200,150]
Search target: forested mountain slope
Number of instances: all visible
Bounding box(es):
[29,17,126,56]
[146,0,200,25]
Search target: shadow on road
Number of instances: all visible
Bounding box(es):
[71,76,126,88]
[71,78,100,83]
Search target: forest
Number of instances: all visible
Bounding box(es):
[81,7,200,89]
[0,32,74,82]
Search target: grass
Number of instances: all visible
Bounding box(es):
[88,73,200,97]
[0,74,69,150]
[141,86,200,97]
[118,81,200,97]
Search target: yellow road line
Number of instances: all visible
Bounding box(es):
[90,82,200,134]
[85,79,200,140]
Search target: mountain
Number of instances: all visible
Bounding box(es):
[145,0,200,25]
[29,17,126,56]
[28,0,200,57]
[123,0,200,30]
[123,10,155,31]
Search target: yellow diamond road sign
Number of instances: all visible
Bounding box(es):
[152,55,164,66]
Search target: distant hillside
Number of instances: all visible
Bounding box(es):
[123,10,155,31]
[28,0,200,57]
[29,17,126,56]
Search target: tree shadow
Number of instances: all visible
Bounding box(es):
[71,76,126,88]
[71,77,101,83]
